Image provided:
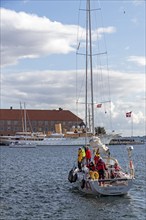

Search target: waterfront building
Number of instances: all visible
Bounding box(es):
[0,107,83,136]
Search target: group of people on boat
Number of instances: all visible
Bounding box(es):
[77,146,121,184]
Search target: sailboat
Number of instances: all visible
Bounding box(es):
[68,0,135,196]
[5,103,46,147]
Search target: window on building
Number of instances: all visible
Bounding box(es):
[44,121,48,126]
[7,120,11,125]
[14,120,19,125]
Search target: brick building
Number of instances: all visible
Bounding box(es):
[0,108,84,136]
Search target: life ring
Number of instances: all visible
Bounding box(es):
[94,171,99,179]
[89,171,99,180]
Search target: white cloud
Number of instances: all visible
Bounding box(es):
[132,0,144,6]
[127,56,146,66]
[1,8,116,67]
[95,26,116,39]
[1,8,77,67]
[1,67,145,136]
[132,111,145,124]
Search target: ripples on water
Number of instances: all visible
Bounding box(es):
[0,144,146,220]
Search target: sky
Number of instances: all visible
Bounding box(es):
[0,0,146,137]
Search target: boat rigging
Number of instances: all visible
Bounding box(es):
[68,0,135,196]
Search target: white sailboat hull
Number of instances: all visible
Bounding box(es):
[68,151,134,196]
[74,173,133,196]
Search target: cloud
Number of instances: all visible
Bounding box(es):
[1,8,77,67]
[1,8,116,67]
[132,0,144,6]
[1,69,77,108]
[95,26,116,39]
[1,67,145,136]
[127,56,146,66]
[132,111,145,124]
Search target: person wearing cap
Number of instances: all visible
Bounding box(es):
[94,149,100,165]
[112,162,121,178]
[96,158,107,185]
[114,162,121,171]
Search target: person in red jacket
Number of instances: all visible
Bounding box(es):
[88,161,96,171]
[114,162,121,171]
[96,158,107,185]
[85,147,92,166]
[94,149,100,165]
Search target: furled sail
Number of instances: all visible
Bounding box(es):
[89,136,109,154]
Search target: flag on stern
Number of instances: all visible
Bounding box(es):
[126,111,132,117]
[96,103,102,108]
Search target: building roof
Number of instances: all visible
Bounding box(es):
[0,108,83,122]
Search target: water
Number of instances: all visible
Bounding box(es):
[0,144,146,220]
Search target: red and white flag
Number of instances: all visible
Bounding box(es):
[96,103,102,108]
[126,111,132,117]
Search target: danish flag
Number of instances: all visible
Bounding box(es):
[96,103,102,108]
[126,111,132,117]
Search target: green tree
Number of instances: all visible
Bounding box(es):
[95,127,106,135]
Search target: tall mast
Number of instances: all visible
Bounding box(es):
[20,101,24,132]
[85,0,88,133]
[24,102,27,132]
[86,0,94,135]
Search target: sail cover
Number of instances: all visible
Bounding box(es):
[89,136,109,154]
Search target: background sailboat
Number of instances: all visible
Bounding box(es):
[0,103,46,147]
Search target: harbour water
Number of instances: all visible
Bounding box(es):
[0,144,146,220]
